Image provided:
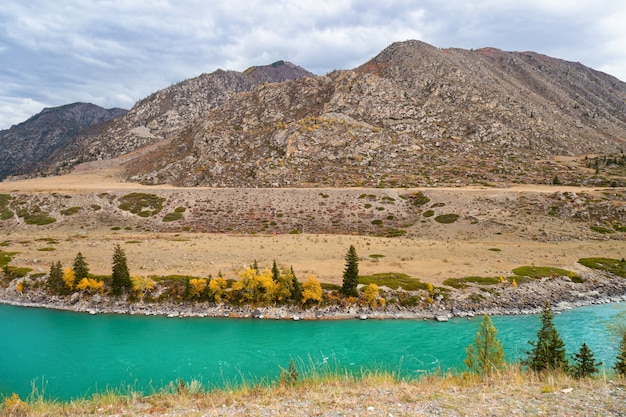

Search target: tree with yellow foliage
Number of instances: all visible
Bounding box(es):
[62,268,75,290]
[363,283,380,308]
[301,275,322,306]
[188,278,208,300]
[131,275,156,301]
[76,278,105,294]
[208,276,228,303]
[236,267,277,305]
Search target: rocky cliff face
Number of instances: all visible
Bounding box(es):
[0,103,126,179]
[39,41,626,187]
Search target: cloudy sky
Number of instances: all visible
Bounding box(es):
[1,0,625,130]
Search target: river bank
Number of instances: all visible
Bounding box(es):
[2,268,626,320]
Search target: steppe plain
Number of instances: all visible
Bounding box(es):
[1,165,623,287]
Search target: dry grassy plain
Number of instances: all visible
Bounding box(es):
[1,168,624,286]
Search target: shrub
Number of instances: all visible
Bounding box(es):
[590,225,614,234]
[434,214,460,224]
[423,210,435,217]
[402,192,431,206]
[163,212,183,222]
[60,207,81,216]
[118,192,165,217]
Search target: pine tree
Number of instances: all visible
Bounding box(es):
[465,315,506,376]
[525,302,569,372]
[271,260,280,282]
[341,245,359,297]
[290,266,302,303]
[47,261,65,294]
[570,342,601,378]
[252,259,259,273]
[615,332,626,377]
[72,252,90,286]
[111,245,132,296]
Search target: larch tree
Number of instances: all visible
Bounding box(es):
[111,245,132,296]
[465,314,506,376]
[72,252,89,286]
[525,302,568,372]
[341,245,359,297]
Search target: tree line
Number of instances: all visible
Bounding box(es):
[40,244,365,307]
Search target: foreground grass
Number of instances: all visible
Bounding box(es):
[4,367,625,416]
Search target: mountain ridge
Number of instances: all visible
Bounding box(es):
[5,40,626,187]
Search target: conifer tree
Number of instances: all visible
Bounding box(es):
[111,245,132,296]
[341,245,359,297]
[271,260,280,282]
[525,302,568,372]
[570,342,601,379]
[615,332,626,377]
[252,259,259,273]
[290,266,302,303]
[72,252,89,286]
[465,315,506,376]
[47,260,65,294]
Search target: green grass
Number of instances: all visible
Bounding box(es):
[37,247,56,251]
[423,210,435,218]
[590,225,615,234]
[578,257,626,278]
[359,272,430,291]
[443,276,502,289]
[369,254,385,259]
[512,266,579,280]
[381,229,407,237]
[488,248,502,252]
[0,250,18,267]
[434,214,460,224]
[6,266,32,277]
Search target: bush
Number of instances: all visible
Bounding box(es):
[118,192,165,217]
[434,214,460,224]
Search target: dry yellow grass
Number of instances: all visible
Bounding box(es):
[5,367,625,416]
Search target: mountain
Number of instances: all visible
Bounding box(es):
[38,41,626,186]
[0,103,126,179]
[43,61,314,171]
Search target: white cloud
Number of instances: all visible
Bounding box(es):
[0,0,625,129]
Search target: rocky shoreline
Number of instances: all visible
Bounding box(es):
[2,270,626,321]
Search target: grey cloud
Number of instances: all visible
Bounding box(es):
[0,0,625,129]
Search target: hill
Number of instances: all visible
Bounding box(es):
[0,103,126,180]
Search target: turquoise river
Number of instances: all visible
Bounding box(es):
[1,302,625,400]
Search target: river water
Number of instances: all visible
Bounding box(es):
[1,302,624,400]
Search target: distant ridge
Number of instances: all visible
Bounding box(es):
[0,103,126,180]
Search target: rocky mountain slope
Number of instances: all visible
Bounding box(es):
[43,61,314,171]
[0,103,126,179]
[33,41,626,187]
